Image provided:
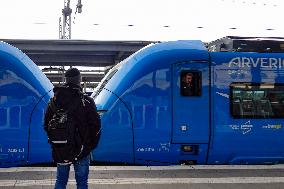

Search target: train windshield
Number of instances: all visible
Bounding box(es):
[91,54,134,98]
[92,67,118,98]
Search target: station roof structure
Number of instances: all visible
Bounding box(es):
[2,39,153,67]
[1,39,154,87]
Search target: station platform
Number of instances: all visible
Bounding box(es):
[0,165,284,189]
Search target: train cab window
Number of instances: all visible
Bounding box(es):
[230,83,284,118]
[180,71,201,96]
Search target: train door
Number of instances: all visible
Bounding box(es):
[172,61,210,144]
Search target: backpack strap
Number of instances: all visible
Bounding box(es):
[49,98,60,113]
[49,96,82,115]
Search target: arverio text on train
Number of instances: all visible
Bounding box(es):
[0,36,284,167]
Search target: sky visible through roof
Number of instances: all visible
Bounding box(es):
[0,0,283,42]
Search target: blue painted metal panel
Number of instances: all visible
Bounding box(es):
[0,41,53,167]
[172,61,209,144]
[95,40,284,165]
[93,89,134,164]
[28,92,53,164]
[125,67,173,164]
[208,52,284,164]
[104,40,208,98]
[94,40,210,165]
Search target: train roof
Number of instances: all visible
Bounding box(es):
[0,41,53,97]
[206,36,284,53]
[133,40,209,62]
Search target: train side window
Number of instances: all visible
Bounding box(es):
[230,83,284,118]
[180,71,201,96]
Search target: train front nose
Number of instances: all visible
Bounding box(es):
[92,89,134,164]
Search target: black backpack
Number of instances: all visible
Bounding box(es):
[88,104,101,150]
[47,97,84,164]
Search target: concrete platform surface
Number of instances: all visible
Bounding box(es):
[0,165,284,189]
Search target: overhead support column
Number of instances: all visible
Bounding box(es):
[60,0,72,39]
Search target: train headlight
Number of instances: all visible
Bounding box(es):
[181,145,193,152]
[97,110,107,116]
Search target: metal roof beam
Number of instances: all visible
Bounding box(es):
[0,39,153,67]
[45,72,104,82]
[29,54,114,66]
[2,39,153,52]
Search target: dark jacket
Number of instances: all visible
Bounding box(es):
[44,83,100,160]
[181,81,195,96]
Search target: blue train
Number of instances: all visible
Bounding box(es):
[1,37,284,167]
[0,41,53,167]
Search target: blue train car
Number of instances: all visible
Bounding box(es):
[92,38,284,165]
[1,37,284,167]
[0,41,53,167]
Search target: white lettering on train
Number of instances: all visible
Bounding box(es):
[228,57,284,69]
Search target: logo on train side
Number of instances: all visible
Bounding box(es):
[262,124,282,130]
[228,57,284,69]
[230,120,253,135]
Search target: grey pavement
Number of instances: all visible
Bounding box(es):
[0,165,284,189]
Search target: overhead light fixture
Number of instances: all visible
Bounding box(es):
[33,22,47,25]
